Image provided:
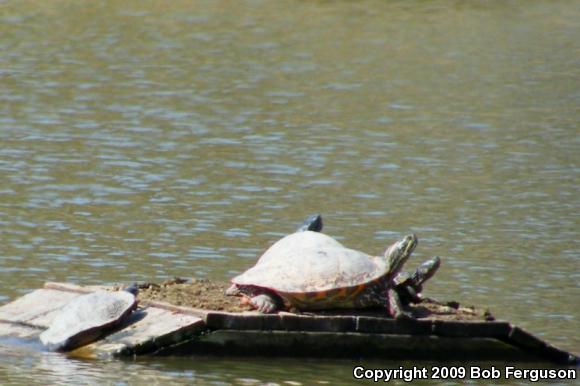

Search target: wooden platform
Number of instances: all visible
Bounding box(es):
[0,282,577,365]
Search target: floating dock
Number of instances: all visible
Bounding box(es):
[0,282,577,365]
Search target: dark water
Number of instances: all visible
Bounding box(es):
[1,0,578,384]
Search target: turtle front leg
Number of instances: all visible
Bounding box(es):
[249,294,280,313]
[387,288,414,320]
[398,285,423,305]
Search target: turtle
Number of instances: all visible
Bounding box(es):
[226,233,418,319]
[40,285,138,352]
[292,214,441,306]
[296,213,324,232]
[393,256,441,305]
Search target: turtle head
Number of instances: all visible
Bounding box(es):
[225,284,242,296]
[123,283,139,296]
[296,214,323,232]
[412,256,441,286]
[384,234,417,276]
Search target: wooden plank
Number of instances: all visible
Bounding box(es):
[162,330,535,361]
[139,299,210,320]
[356,316,433,335]
[431,320,512,338]
[0,320,43,339]
[206,311,362,332]
[44,282,103,294]
[0,283,207,358]
[0,289,80,327]
[77,305,206,358]
[205,312,509,337]
[504,325,578,365]
[45,282,211,319]
[1,282,577,364]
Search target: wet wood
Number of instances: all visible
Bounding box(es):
[164,330,536,361]
[0,283,206,358]
[0,320,42,339]
[503,326,577,365]
[80,307,205,358]
[431,320,512,337]
[204,312,512,337]
[0,288,80,326]
[0,282,577,365]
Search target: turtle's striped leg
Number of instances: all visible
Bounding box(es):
[250,294,280,313]
[387,288,413,319]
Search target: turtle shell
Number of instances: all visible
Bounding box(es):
[232,233,417,311]
[233,245,388,294]
[257,231,344,265]
[40,290,137,352]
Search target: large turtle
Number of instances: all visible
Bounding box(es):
[40,285,138,352]
[260,214,441,307]
[226,232,418,319]
[296,214,441,306]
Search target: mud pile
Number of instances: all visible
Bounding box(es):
[137,278,493,321]
[137,278,248,312]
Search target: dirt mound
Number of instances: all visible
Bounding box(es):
[137,278,493,321]
[137,278,248,312]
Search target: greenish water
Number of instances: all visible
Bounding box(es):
[0,0,578,384]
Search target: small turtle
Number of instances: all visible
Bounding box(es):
[226,233,418,318]
[40,285,138,352]
[296,213,323,232]
[393,256,441,305]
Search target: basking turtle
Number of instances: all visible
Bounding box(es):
[296,213,324,232]
[226,233,418,319]
[294,214,441,306]
[393,256,441,305]
[40,285,138,352]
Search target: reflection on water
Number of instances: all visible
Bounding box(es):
[0,0,578,384]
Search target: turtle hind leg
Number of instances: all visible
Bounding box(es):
[250,294,281,313]
[387,288,414,320]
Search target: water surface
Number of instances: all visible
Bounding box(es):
[1,0,578,384]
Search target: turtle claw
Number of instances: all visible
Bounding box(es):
[395,311,414,320]
[250,294,279,313]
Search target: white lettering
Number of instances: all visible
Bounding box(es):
[505,366,577,382]
[470,367,499,379]
[352,366,430,382]
[354,365,576,382]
